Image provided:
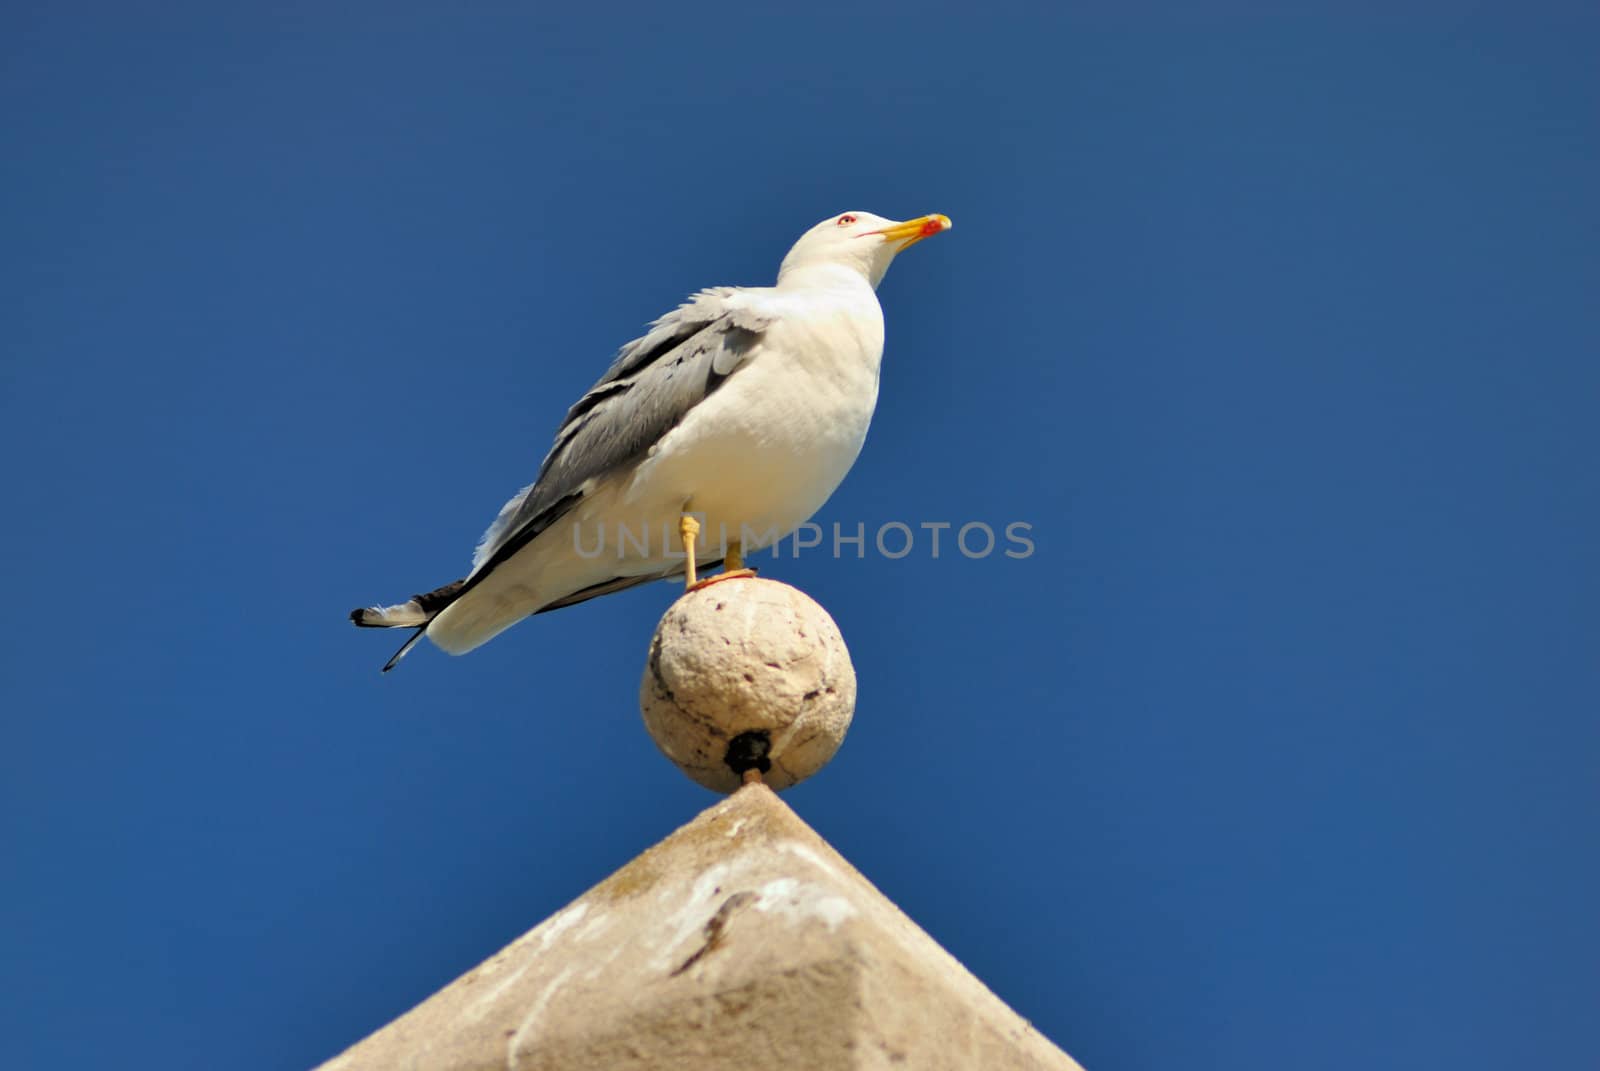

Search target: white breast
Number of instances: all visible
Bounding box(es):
[626,280,885,550]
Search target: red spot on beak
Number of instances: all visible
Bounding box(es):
[921,218,944,237]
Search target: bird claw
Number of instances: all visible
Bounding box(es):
[687,568,758,592]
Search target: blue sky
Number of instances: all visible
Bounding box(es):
[2,4,1596,1069]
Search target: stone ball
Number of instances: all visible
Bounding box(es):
[640,577,856,793]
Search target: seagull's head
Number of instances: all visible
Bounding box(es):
[778,211,952,289]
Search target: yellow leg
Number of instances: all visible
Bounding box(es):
[679,514,701,588]
[686,538,758,592]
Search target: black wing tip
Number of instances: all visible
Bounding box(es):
[350,607,378,627]
[381,628,427,673]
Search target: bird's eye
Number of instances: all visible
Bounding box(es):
[836,214,857,226]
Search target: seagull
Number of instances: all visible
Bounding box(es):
[351,210,952,671]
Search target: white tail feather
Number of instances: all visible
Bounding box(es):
[352,599,428,628]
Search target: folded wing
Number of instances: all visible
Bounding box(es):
[469,287,772,584]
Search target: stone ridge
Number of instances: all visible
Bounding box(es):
[317,785,1082,1071]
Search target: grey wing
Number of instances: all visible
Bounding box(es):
[467,288,771,581]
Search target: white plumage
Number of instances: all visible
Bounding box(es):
[352,210,951,670]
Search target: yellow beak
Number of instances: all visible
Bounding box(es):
[872,214,953,250]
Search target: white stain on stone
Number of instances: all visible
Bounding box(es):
[504,964,575,1070]
[536,903,590,948]
[648,862,739,971]
[779,840,845,879]
[754,876,857,931]
[574,911,614,943]
[466,903,589,1024]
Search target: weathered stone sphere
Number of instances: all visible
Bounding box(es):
[640,577,856,793]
